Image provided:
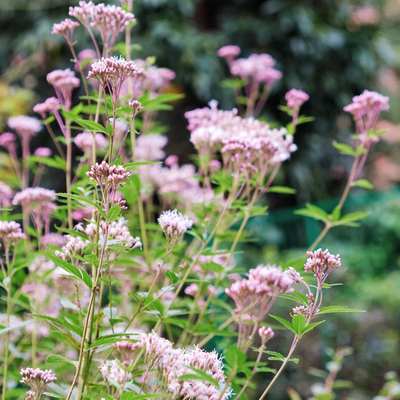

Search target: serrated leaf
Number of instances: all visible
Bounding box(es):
[269,314,296,334]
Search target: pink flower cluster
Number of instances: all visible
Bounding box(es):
[0,181,13,207]
[258,326,275,343]
[75,131,108,155]
[0,132,16,150]
[8,116,42,139]
[20,368,57,400]
[158,209,193,244]
[51,18,80,43]
[344,90,389,134]
[136,134,168,162]
[88,57,143,101]
[226,264,294,321]
[285,89,309,110]
[55,234,90,261]
[112,340,142,366]
[304,249,341,279]
[99,359,131,386]
[0,221,26,247]
[47,69,80,110]
[81,217,142,251]
[141,332,231,400]
[217,45,241,65]
[33,97,60,119]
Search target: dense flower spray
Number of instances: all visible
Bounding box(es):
[20,368,57,400]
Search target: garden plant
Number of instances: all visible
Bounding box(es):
[0,1,391,400]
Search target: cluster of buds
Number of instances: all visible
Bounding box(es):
[55,234,91,261]
[12,187,57,234]
[285,88,310,127]
[51,18,80,44]
[47,69,80,110]
[158,209,193,248]
[88,57,143,103]
[87,161,130,210]
[258,326,275,345]
[112,340,142,366]
[20,368,57,400]
[226,264,294,323]
[0,221,26,249]
[33,97,61,120]
[304,248,341,280]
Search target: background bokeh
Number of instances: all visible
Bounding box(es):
[0,0,399,399]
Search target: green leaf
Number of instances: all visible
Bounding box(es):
[262,350,285,361]
[45,251,92,289]
[292,314,307,335]
[32,314,82,336]
[268,186,296,194]
[47,354,78,367]
[269,314,296,334]
[62,110,107,134]
[164,270,179,284]
[0,319,33,336]
[334,211,371,226]
[318,306,365,314]
[301,320,325,334]
[29,156,66,170]
[352,179,374,190]
[294,203,328,222]
[224,345,247,371]
[124,161,162,168]
[332,141,356,156]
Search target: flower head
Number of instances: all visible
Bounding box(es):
[33,97,60,119]
[112,341,142,366]
[0,132,17,150]
[8,116,42,138]
[20,368,56,400]
[0,221,26,248]
[34,147,52,158]
[304,249,341,279]
[51,18,80,43]
[259,326,275,343]
[69,1,94,26]
[158,209,193,244]
[344,90,389,134]
[99,359,131,386]
[285,89,309,110]
[0,181,13,207]
[75,132,108,155]
[47,69,80,109]
[218,45,241,65]
[87,161,130,188]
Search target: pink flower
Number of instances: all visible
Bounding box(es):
[0,181,13,207]
[0,221,26,247]
[136,134,168,161]
[47,69,80,109]
[34,147,52,158]
[304,249,341,279]
[87,161,130,189]
[0,132,16,150]
[259,326,275,342]
[158,209,193,243]
[8,116,42,138]
[185,283,199,297]
[129,100,144,116]
[33,97,60,119]
[285,89,309,109]
[344,90,389,134]
[218,45,241,59]
[55,234,90,261]
[99,360,131,386]
[76,49,97,72]
[113,341,142,366]
[75,131,108,154]
[40,233,66,248]
[51,18,80,43]
[20,368,56,400]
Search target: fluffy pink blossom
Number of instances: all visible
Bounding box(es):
[0,221,26,247]
[75,131,108,155]
[158,209,193,243]
[285,89,309,109]
[55,234,90,261]
[185,283,199,297]
[99,359,131,386]
[226,264,294,321]
[0,181,13,207]
[344,90,389,134]
[113,341,142,366]
[0,132,16,150]
[136,134,168,161]
[33,97,60,119]
[40,233,66,248]
[34,147,52,158]
[8,116,42,138]
[47,69,80,109]
[218,45,241,65]
[69,1,94,26]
